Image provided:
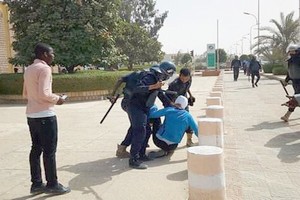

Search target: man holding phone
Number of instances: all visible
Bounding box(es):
[23,43,70,195]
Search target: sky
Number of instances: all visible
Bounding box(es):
[155,0,300,56]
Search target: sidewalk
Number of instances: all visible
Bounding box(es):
[0,71,299,200]
[224,72,300,200]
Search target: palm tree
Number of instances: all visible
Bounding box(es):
[253,12,299,64]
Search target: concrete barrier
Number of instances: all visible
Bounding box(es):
[206,97,222,106]
[212,86,223,92]
[210,91,223,99]
[198,118,223,147]
[206,105,224,119]
[187,146,226,200]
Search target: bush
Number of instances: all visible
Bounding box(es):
[0,70,130,95]
[272,67,287,75]
[262,64,284,73]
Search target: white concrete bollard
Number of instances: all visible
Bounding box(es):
[187,146,226,200]
[198,118,224,147]
[212,86,223,92]
[206,105,224,119]
[206,97,222,106]
[210,91,222,99]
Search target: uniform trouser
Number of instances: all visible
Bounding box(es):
[27,116,58,187]
[233,67,240,80]
[251,71,260,84]
[127,104,149,159]
[289,79,300,112]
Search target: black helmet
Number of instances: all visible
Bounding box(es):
[150,64,165,81]
[159,61,176,81]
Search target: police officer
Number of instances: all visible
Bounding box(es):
[281,44,300,122]
[110,61,176,169]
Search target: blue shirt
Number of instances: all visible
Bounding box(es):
[149,106,198,144]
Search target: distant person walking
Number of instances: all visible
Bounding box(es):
[231,56,241,81]
[23,43,70,195]
[249,56,262,88]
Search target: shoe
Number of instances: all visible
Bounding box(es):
[148,150,168,159]
[252,84,255,88]
[281,111,292,122]
[30,183,46,194]
[186,133,195,147]
[139,154,154,161]
[255,83,258,87]
[45,183,71,195]
[116,144,130,158]
[129,158,148,169]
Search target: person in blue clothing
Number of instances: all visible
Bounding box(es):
[165,68,196,147]
[149,95,198,157]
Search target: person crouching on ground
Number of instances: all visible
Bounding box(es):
[148,96,198,158]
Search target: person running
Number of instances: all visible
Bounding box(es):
[249,55,262,88]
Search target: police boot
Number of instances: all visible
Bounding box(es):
[129,158,148,170]
[281,111,292,122]
[116,144,130,158]
[186,133,195,147]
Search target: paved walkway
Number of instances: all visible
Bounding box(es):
[0,71,299,200]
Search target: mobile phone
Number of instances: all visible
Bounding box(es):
[61,94,68,100]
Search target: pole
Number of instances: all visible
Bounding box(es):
[217,19,219,70]
[257,0,260,58]
[299,0,300,41]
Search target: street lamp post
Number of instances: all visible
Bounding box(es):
[249,24,257,54]
[244,0,260,57]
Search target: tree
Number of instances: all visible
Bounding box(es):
[215,49,227,63]
[5,0,122,73]
[253,12,299,64]
[181,53,192,65]
[119,0,168,38]
[115,0,167,68]
[115,21,163,70]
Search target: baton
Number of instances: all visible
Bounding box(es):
[279,80,289,96]
[100,93,120,124]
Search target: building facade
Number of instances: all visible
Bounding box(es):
[0,2,13,73]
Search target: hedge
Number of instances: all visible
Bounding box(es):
[262,64,284,73]
[272,67,287,75]
[0,70,130,95]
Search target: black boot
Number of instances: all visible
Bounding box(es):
[129,158,148,169]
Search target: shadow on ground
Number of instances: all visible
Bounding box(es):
[265,131,300,163]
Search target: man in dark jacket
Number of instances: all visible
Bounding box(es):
[231,56,241,81]
[249,56,262,88]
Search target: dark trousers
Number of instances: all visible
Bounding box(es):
[233,67,240,80]
[251,71,260,84]
[27,116,58,187]
[127,104,149,159]
[289,79,300,112]
[152,132,178,152]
